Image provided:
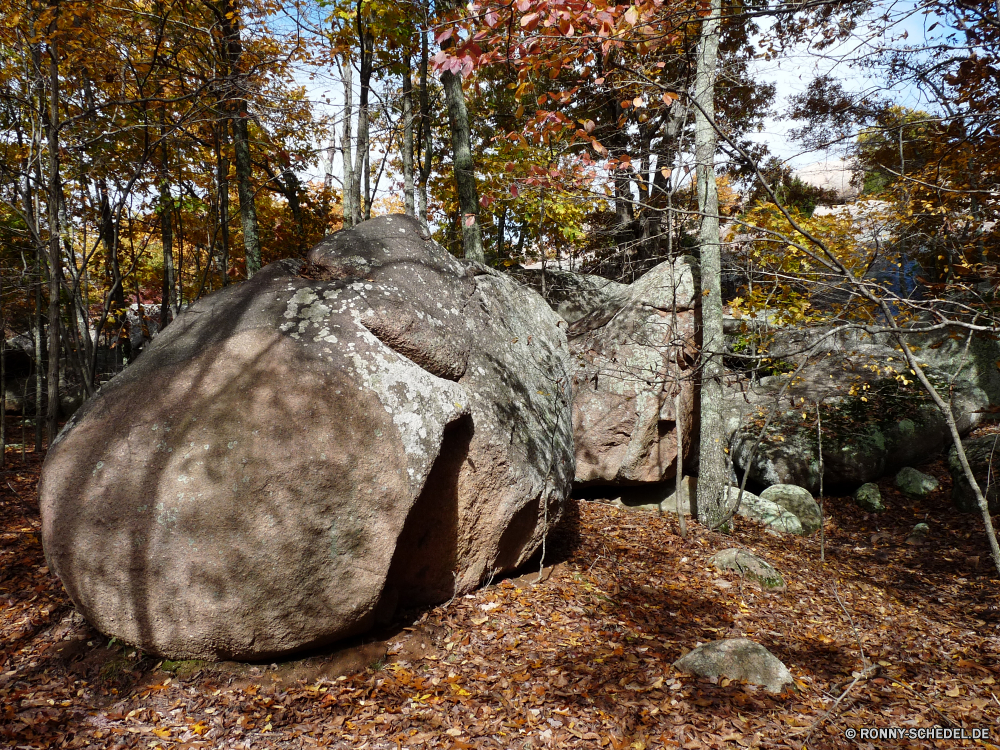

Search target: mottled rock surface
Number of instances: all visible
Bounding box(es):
[853,483,884,512]
[710,549,786,592]
[947,435,1000,513]
[727,487,803,535]
[759,485,822,535]
[674,638,793,693]
[727,346,987,493]
[567,258,699,485]
[512,269,629,326]
[40,215,574,661]
[895,467,939,498]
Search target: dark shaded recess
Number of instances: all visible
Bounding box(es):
[377,413,473,621]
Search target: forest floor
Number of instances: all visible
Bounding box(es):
[1,434,999,749]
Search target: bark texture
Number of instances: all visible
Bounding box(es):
[693,0,727,527]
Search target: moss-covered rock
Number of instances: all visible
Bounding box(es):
[852,483,884,512]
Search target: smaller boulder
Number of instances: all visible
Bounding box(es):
[674,639,793,694]
[895,467,939,498]
[759,485,822,535]
[727,487,803,535]
[852,483,884,513]
[946,435,1000,513]
[905,522,930,545]
[710,549,786,592]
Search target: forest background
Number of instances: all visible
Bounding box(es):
[0,0,997,482]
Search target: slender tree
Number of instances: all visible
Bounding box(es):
[693,0,726,527]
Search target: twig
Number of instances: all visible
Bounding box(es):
[832,581,866,667]
[890,677,957,728]
[795,664,878,746]
[675,388,687,538]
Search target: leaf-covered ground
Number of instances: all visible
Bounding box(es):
[2,443,999,749]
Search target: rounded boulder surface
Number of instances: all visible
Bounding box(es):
[852,482,884,513]
[759,484,822,535]
[40,215,574,661]
[674,638,793,694]
[894,467,940,499]
[710,549,785,592]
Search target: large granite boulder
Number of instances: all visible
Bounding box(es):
[895,467,939,498]
[947,435,1000,513]
[40,215,575,661]
[566,258,699,485]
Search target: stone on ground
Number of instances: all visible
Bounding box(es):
[660,475,696,517]
[852,483,884,513]
[674,638,793,693]
[906,522,930,545]
[727,487,803,535]
[895,467,939,498]
[40,214,575,661]
[759,484,822,535]
[710,549,786,592]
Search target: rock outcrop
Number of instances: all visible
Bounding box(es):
[565,258,699,485]
[726,342,987,493]
[947,435,1000,513]
[40,215,575,661]
[895,467,939,498]
[710,549,786,592]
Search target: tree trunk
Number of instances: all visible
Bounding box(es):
[417,27,432,232]
[159,140,175,329]
[352,19,372,225]
[45,40,62,445]
[98,179,125,310]
[441,68,484,263]
[693,0,726,527]
[34,254,43,452]
[222,0,261,277]
[363,140,371,221]
[1,261,5,470]
[402,53,416,217]
[232,117,260,277]
[214,121,231,286]
[496,203,507,259]
[341,59,355,228]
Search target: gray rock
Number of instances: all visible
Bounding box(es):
[512,269,630,325]
[728,348,987,493]
[905,327,1000,409]
[710,548,786,592]
[759,484,822,535]
[568,258,698,485]
[946,435,1000,514]
[661,475,697,517]
[726,487,803,535]
[40,215,575,661]
[906,522,930,545]
[894,467,940,498]
[674,638,793,693]
[852,483,884,512]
